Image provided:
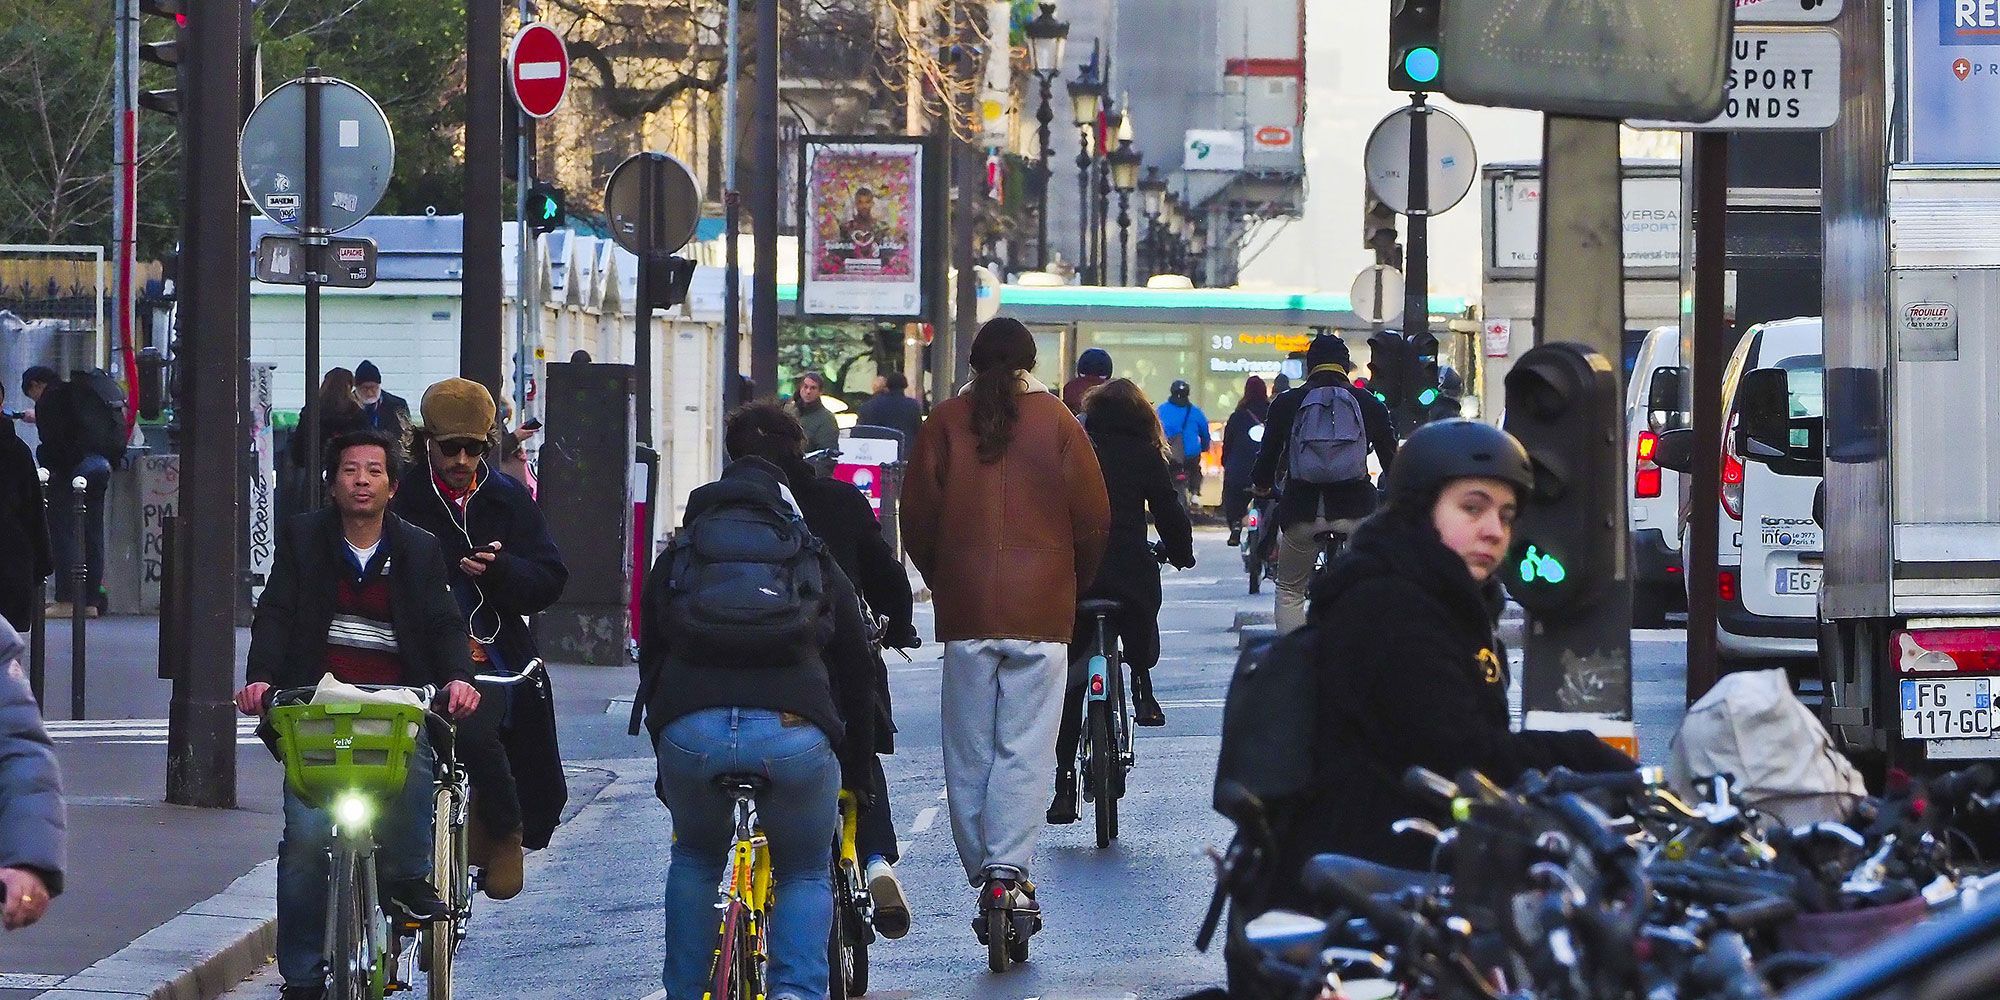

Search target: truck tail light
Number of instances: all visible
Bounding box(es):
[1895,628,2000,674]
[1721,415,1744,521]
[1635,430,1662,499]
[1718,568,1738,604]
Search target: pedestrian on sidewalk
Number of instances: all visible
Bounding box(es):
[901,316,1110,939]
[238,429,481,1000]
[352,360,412,460]
[19,367,112,617]
[722,402,920,939]
[855,371,923,450]
[784,371,840,454]
[0,614,63,931]
[0,383,53,633]
[285,369,367,520]
[393,378,568,900]
[634,456,878,1000]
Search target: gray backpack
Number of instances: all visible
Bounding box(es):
[1286,385,1369,485]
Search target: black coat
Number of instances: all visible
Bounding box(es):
[1074,407,1194,672]
[0,419,52,631]
[1220,406,1267,491]
[391,462,570,848]
[853,392,923,452]
[774,456,913,754]
[357,391,411,437]
[1251,371,1399,526]
[28,382,86,476]
[1275,510,1633,889]
[247,509,477,693]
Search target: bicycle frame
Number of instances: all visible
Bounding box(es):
[705,788,772,1000]
[1085,614,1135,768]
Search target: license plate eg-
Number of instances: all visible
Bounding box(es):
[1775,567,1821,595]
[1901,678,1995,740]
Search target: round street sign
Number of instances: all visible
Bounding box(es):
[604,152,701,256]
[1349,264,1405,326]
[240,77,395,235]
[1363,105,1477,216]
[508,23,570,119]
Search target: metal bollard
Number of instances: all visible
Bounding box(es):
[27,467,48,706]
[70,474,87,721]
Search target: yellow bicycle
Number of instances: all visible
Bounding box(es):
[828,791,872,999]
[704,776,773,1000]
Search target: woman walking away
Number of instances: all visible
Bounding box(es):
[902,317,1110,948]
[1048,379,1194,824]
[1219,375,1270,546]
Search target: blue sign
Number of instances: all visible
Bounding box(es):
[1910,0,2000,162]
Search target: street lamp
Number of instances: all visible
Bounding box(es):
[1138,167,1166,279]
[1109,108,1141,285]
[1026,4,1069,271]
[1068,61,1104,284]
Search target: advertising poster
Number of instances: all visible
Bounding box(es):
[801,138,929,318]
[1908,0,2000,163]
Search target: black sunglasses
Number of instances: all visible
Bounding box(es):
[437,439,489,458]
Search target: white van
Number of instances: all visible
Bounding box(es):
[1700,317,1825,663]
[1627,325,1685,627]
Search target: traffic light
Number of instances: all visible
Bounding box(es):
[138,0,186,115]
[1363,191,1402,270]
[1366,330,1407,410]
[1501,343,1622,619]
[526,183,565,234]
[1389,0,1443,92]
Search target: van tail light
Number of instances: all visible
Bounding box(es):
[1718,568,1738,604]
[1896,628,2000,674]
[1721,414,1744,521]
[1635,430,1662,499]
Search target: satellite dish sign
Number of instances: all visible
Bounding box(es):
[1438,0,1731,121]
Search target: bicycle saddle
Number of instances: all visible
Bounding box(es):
[1301,854,1444,906]
[712,773,770,797]
[1078,598,1123,616]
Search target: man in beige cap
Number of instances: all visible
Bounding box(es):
[393,378,571,900]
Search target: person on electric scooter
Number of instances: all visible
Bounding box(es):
[1047,379,1195,824]
[1272,420,1634,894]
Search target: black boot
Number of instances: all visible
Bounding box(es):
[1227,523,1242,547]
[1047,770,1079,824]
[1134,670,1166,727]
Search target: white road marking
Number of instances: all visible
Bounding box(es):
[910,806,939,834]
[636,990,667,1000]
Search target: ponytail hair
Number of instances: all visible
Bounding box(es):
[967,317,1038,464]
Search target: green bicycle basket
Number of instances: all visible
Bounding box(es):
[269,701,426,808]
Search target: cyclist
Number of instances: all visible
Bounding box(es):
[1273,420,1633,891]
[635,456,878,1000]
[720,402,920,938]
[1155,379,1211,504]
[391,378,569,900]
[901,317,1109,944]
[236,429,482,1000]
[1060,347,1113,414]
[1048,379,1194,824]
[1219,375,1271,547]
[1250,334,1398,634]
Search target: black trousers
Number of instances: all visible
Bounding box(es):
[854,755,899,864]
[457,686,523,836]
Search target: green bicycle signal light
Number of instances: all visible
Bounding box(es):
[1418,387,1440,406]
[1373,391,1388,404]
[1517,545,1567,585]
[1402,46,1441,85]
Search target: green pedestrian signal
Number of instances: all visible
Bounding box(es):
[1517,545,1567,585]
[1403,46,1440,85]
[1418,387,1439,406]
[526,183,565,235]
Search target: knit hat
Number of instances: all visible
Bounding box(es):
[421,378,496,443]
[1306,333,1352,373]
[1077,348,1113,378]
[354,360,382,385]
[20,366,57,393]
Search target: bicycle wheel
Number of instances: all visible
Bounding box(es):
[828,911,849,1000]
[1088,700,1115,849]
[986,907,1011,973]
[735,910,763,1000]
[425,788,459,999]
[328,851,375,1000]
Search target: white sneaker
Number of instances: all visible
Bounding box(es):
[867,859,911,939]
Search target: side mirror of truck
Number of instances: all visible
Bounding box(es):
[1653,427,1695,474]
[1736,368,1792,462]
[1647,366,1688,431]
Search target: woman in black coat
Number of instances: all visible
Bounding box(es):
[1272,420,1633,894]
[1048,379,1196,824]
[0,390,52,633]
[1219,375,1270,546]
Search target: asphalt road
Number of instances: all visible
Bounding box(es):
[219,527,1692,1000]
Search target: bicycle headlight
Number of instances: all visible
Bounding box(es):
[332,792,373,830]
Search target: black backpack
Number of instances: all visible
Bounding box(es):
[1214,624,1322,812]
[68,369,127,464]
[659,491,833,665]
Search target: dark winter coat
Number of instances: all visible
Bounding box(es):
[853,392,923,452]
[357,390,411,437]
[1251,370,1399,527]
[1273,510,1633,891]
[1061,374,1108,414]
[1072,406,1194,672]
[774,455,913,754]
[392,462,570,848]
[247,508,477,693]
[27,382,86,477]
[0,418,52,631]
[1220,406,1267,492]
[787,399,841,453]
[0,616,64,895]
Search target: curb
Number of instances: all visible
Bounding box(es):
[36,860,276,1000]
[1238,624,1277,652]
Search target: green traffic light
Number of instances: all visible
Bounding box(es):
[1403,46,1440,85]
[1517,545,1567,585]
[539,198,557,220]
[1373,391,1388,403]
[1418,388,1439,406]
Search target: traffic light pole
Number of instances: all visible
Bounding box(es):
[1402,91,1430,433]
[1521,115,1634,756]
[750,0,779,400]
[303,70,325,510]
[464,0,505,400]
[1686,132,1730,704]
[515,108,533,418]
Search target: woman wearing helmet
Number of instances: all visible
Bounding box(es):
[1273,419,1634,886]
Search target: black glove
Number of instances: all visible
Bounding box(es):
[1170,554,1197,571]
[887,622,922,650]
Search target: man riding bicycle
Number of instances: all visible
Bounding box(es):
[1156,379,1211,504]
[1250,334,1398,634]
[236,430,481,1000]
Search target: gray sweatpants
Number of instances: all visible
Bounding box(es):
[940,638,1068,885]
[1275,516,1361,634]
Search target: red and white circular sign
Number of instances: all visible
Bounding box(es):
[508,23,570,119]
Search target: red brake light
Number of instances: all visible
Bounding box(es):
[1720,415,1744,521]
[1090,675,1104,695]
[1636,432,1658,462]
[1718,568,1738,603]
[1895,628,2000,674]
[1635,431,1662,499]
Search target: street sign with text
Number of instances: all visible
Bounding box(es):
[1439,0,1732,120]
[1735,0,1843,24]
[508,23,570,119]
[254,235,379,288]
[1629,29,1842,131]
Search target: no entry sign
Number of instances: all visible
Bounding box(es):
[508,23,570,119]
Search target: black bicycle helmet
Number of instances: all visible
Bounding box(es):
[1170,379,1192,398]
[1383,419,1535,509]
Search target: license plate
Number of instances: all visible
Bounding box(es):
[1901,678,1995,740]
[1775,567,1822,595]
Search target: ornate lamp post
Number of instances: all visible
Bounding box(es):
[1025,4,1069,271]
[1189,220,1208,285]
[1137,167,1167,280]
[1161,192,1184,277]
[1068,62,1104,284]
[1108,111,1141,286]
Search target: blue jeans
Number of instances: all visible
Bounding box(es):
[276,738,436,986]
[46,454,108,604]
[656,708,839,1000]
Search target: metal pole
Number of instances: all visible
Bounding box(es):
[515,103,532,418]
[1035,73,1054,270]
[1094,144,1109,287]
[722,0,742,408]
[28,468,47,706]
[750,0,780,399]
[1116,189,1131,286]
[68,477,87,720]
[304,69,325,509]
[1402,91,1430,432]
[951,13,981,384]
[1075,129,1091,283]
[464,0,505,398]
[1686,132,1729,704]
[636,158,656,446]
[114,0,138,416]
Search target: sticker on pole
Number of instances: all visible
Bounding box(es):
[239,77,395,235]
[509,23,571,119]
